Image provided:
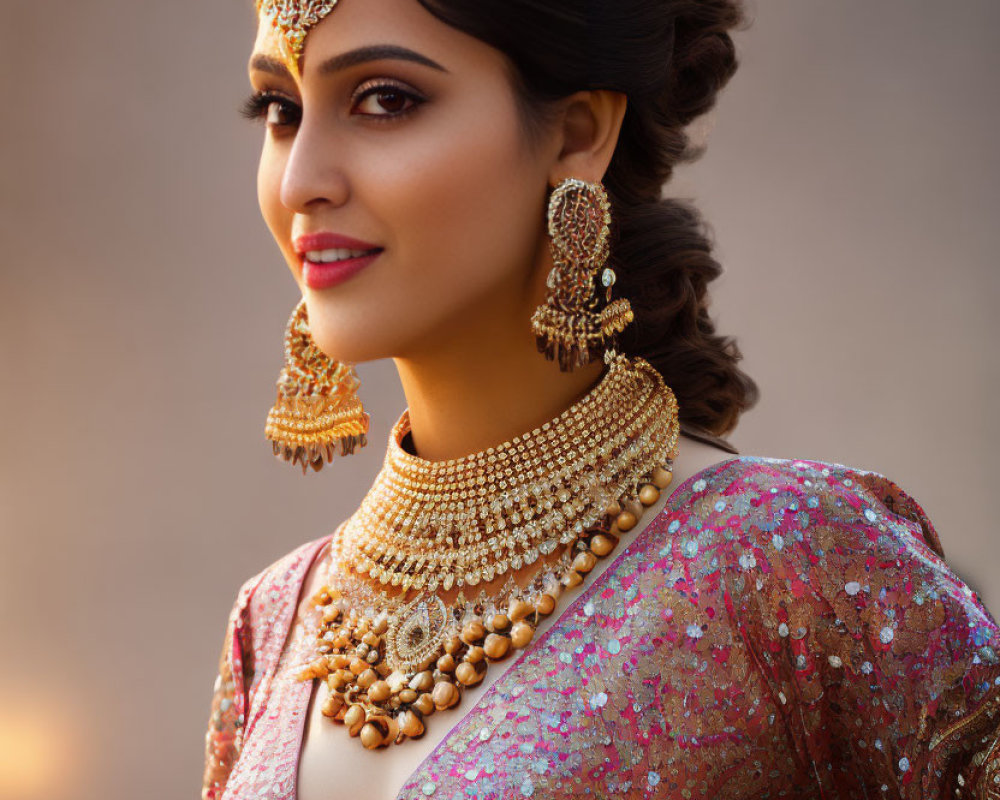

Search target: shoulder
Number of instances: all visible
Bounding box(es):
[666,454,945,564]
[230,533,334,630]
[202,532,334,800]
[674,455,1000,685]
[675,458,1000,791]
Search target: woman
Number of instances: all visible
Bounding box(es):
[202,0,1000,797]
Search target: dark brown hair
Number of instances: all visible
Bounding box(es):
[416,0,760,437]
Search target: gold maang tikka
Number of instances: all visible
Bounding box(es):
[264,298,370,473]
[530,178,635,372]
[254,0,340,82]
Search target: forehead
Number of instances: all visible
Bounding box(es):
[249,0,494,80]
[251,0,412,69]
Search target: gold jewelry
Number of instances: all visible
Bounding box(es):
[264,298,369,474]
[254,0,340,81]
[295,350,680,749]
[530,178,635,372]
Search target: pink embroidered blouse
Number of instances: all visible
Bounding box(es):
[201,456,1000,798]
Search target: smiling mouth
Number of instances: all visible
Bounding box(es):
[303,247,383,264]
[300,249,383,290]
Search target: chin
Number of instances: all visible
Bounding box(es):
[309,331,393,365]
[305,314,400,365]
[306,291,452,364]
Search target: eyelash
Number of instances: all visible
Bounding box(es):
[238,80,425,129]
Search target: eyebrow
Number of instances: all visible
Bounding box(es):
[249,44,448,79]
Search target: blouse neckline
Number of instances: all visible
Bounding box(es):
[287,455,744,799]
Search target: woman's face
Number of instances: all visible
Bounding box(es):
[248,0,561,363]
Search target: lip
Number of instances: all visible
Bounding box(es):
[293,232,384,290]
[302,251,381,290]
[293,232,382,255]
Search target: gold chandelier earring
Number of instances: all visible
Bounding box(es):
[530,177,635,371]
[264,298,370,474]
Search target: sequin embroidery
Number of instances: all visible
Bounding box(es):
[202,457,1000,798]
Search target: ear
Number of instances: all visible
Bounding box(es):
[548,90,628,187]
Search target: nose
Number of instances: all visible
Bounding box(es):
[279,114,350,212]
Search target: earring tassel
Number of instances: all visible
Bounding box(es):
[265,299,370,473]
[530,305,607,372]
[600,298,634,338]
[266,392,370,474]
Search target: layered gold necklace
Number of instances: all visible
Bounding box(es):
[296,351,680,749]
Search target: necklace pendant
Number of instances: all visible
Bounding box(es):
[301,354,682,750]
[383,594,449,674]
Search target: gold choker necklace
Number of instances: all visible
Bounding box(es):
[296,351,680,749]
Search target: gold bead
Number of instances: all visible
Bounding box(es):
[508,599,534,623]
[326,672,345,692]
[535,594,556,616]
[414,693,435,716]
[616,511,637,532]
[489,613,511,633]
[409,671,434,693]
[367,680,391,703]
[638,483,660,506]
[321,692,344,718]
[605,499,622,517]
[461,620,486,645]
[297,659,327,681]
[356,669,378,690]
[436,653,456,673]
[483,633,510,661]
[572,551,597,573]
[651,466,673,489]
[561,570,584,589]
[349,657,368,675]
[399,709,425,738]
[360,716,395,749]
[399,688,418,704]
[589,533,616,557]
[510,620,534,649]
[464,645,485,665]
[344,704,366,736]
[455,662,484,686]
[432,681,459,710]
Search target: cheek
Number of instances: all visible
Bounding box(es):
[300,84,550,363]
[257,145,296,270]
[359,101,544,315]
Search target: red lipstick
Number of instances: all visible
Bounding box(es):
[293,232,383,290]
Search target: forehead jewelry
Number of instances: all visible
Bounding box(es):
[255,0,340,80]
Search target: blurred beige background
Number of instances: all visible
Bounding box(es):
[0,1,996,798]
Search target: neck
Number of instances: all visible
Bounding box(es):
[393,336,606,464]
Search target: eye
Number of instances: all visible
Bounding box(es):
[238,80,425,130]
[239,90,301,129]
[352,79,425,120]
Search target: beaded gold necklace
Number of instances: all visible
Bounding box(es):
[296,351,680,749]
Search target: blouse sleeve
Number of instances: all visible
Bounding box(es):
[733,461,1000,798]
[200,582,256,800]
